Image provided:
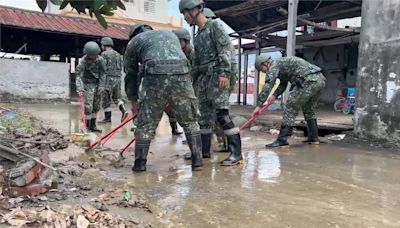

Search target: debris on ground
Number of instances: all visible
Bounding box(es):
[326,134,346,141]
[250,125,263,132]
[0,204,148,227]
[269,129,280,136]
[0,107,66,198]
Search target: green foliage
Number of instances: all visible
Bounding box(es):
[36,0,126,29]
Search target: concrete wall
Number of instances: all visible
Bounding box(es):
[0,59,70,100]
[355,0,400,142]
[302,44,359,104]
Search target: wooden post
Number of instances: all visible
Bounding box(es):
[243,53,249,105]
[283,0,299,102]
[237,37,242,104]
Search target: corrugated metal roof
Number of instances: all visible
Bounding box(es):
[0,6,130,40]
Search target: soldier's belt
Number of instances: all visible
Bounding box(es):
[196,62,216,73]
[83,78,99,84]
[144,59,189,75]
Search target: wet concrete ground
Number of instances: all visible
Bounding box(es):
[11,103,400,227]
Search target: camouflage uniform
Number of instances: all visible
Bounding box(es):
[259,56,326,126]
[192,19,243,165]
[76,56,106,120]
[124,28,203,171]
[100,49,124,112]
[257,56,326,147]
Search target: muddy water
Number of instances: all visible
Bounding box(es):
[14,103,400,227]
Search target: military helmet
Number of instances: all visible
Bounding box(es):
[83,41,101,55]
[203,8,216,19]
[173,28,191,41]
[255,55,272,70]
[129,24,153,40]
[179,0,204,13]
[100,37,114,46]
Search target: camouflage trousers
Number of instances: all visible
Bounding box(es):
[196,73,230,129]
[102,77,124,111]
[164,105,177,124]
[83,83,101,119]
[283,73,326,126]
[136,74,200,140]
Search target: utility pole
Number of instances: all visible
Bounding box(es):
[283,0,299,102]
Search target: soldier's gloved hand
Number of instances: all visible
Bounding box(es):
[219,76,229,90]
[265,95,276,106]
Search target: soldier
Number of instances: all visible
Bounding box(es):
[99,37,128,123]
[253,55,326,147]
[76,41,106,133]
[203,7,238,153]
[179,0,243,166]
[124,24,203,172]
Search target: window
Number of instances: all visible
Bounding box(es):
[144,0,156,14]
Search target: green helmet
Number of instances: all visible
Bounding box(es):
[83,41,101,55]
[255,55,272,70]
[203,8,216,19]
[173,28,191,41]
[129,24,153,40]
[179,0,204,13]
[100,37,114,46]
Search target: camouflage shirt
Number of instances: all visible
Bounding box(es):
[124,30,188,100]
[183,44,195,68]
[257,56,324,107]
[193,19,233,79]
[100,48,123,78]
[76,55,106,92]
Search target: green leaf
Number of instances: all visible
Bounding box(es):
[49,0,62,5]
[116,0,126,10]
[95,11,108,29]
[59,0,69,9]
[89,9,94,17]
[93,0,106,11]
[36,0,47,12]
[70,1,86,13]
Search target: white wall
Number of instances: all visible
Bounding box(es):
[123,0,168,23]
[0,59,70,100]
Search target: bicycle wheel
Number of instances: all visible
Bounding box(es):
[334,98,346,112]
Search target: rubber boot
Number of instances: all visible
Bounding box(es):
[221,133,243,166]
[187,133,203,171]
[183,136,193,160]
[89,118,102,133]
[132,140,150,172]
[201,133,212,158]
[85,120,91,131]
[119,104,129,122]
[266,125,292,148]
[170,121,183,135]
[303,119,320,145]
[216,137,229,152]
[99,112,112,123]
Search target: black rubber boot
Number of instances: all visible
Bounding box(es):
[183,136,193,160]
[221,133,243,166]
[119,104,129,122]
[89,118,102,133]
[216,137,229,152]
[99,112,112,123]
[132,140,150,172]
[171,122,183,135]
[85,120,91,131]
[186,133,203,171]
[266,125,293,148]
[303,119,320,145]
[201,133,212,158]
